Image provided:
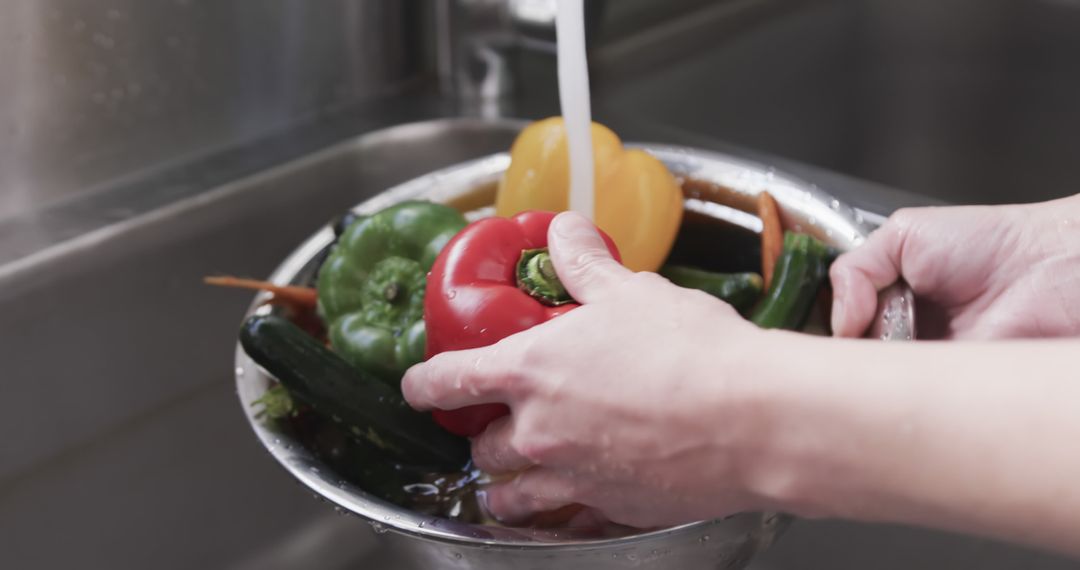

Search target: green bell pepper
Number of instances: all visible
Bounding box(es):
[317,201,467,386]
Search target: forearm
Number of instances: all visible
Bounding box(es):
[747,334,1080,555]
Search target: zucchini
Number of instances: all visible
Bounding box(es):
[660,266,763,314]
[296,415,431,506]
[751,232,829,330]
[240,314,469,471]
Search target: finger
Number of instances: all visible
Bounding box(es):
[401,348,514,411]
[829,215,910,337]
[548,211,633,304]
[481,467,580,525]
[471,415,533,475]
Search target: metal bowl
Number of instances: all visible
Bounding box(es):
[234,144,914,569]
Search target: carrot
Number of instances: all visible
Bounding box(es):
[757,192,784,289]
[203,276,318,309]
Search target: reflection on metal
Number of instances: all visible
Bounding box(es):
[0,0,423,219]
[871,282,917,341]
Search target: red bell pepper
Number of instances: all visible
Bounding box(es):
[424,211,621,437]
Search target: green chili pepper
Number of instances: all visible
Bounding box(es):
[317,201,467,386]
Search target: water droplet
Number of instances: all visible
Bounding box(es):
[830,199,841,210]
[417,521,425,528]
[854,212,865,225]
[446,290,457,300]
[370,521,389,534]
[453,552,462,560]
[309,466,320,474]
[92,33,115,49]
[479,328,488,334]
[235,366,244,376]
[272,437,281,445]
[403,483,440,496]
[699,534,711,543]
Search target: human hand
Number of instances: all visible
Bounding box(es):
[403,212,772,528]
[830,196,1080,339]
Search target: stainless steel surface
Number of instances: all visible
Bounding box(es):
[597,0,1080,206]
[232,142,907,569]
[0,0,424,220]
[435,0,792,113]
[870,282,916,341]
[3,1,1079,568]
[433,0,588,112]
[0,119,523,570]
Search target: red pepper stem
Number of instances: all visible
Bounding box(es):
[516,248,575,306]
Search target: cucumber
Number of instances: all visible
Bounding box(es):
[751,232,829,330]
[240,314,469,471]
[660,266,763,314]
[293,413,432,506]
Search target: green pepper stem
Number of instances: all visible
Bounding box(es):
[516,248,575,306]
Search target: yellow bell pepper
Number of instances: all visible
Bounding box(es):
[494,117,683,272]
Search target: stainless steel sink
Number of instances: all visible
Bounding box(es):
[0,119,522,570]
[595,0,1080,207]
[1,118,1075,569]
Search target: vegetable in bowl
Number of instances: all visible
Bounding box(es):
[211,118,835,527]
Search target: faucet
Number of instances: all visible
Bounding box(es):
[435,0,603,116]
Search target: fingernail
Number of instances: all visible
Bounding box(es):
[551,212,595,239]
[831,295,845,336]
[829,268,847,336]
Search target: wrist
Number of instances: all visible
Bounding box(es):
[712,328,834,516]
[730,334,909,519]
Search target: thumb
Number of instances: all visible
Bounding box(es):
[548,212,632,304]
[829,218,907,337]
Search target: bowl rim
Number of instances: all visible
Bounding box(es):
[233,142,883,548]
